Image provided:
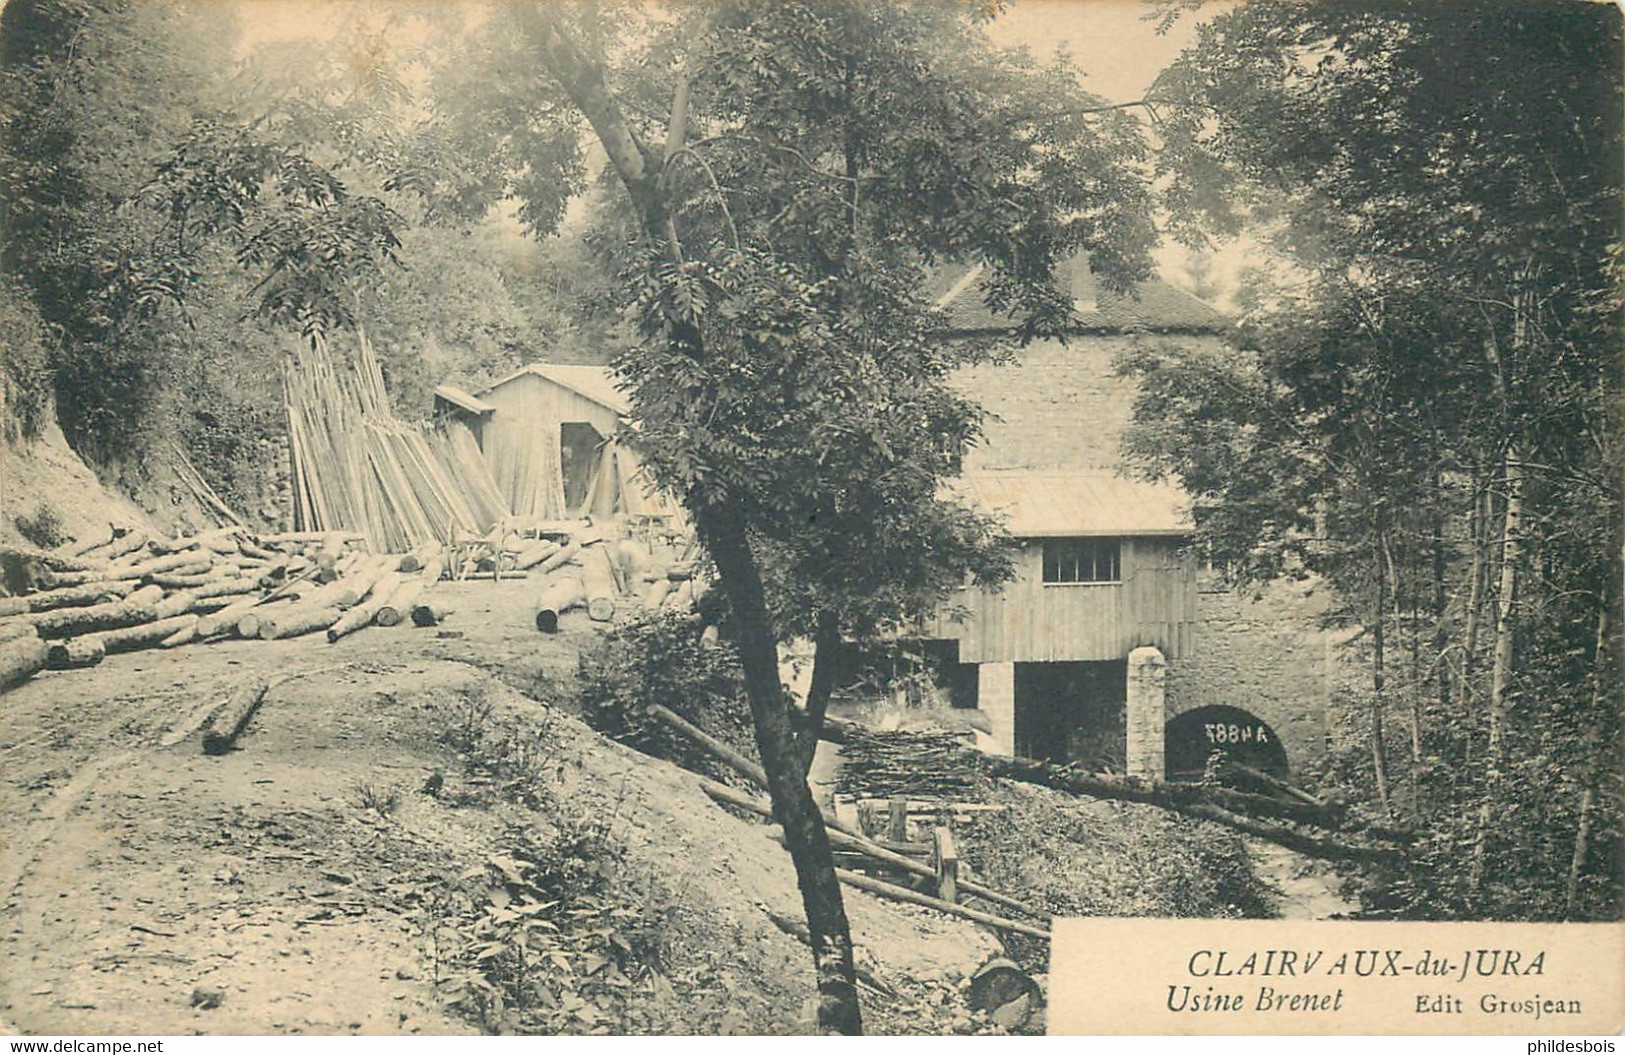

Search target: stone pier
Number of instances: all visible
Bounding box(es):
[1125,645,1167,781]
[978,661,1015,755]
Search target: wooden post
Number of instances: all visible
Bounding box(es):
[888,797,909,844]
[933,825,959,904]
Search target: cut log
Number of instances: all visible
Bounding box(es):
[153,591,200,620]
[666,562,695,582]
[196,596,265,638]
[35,567,138,590]
[145,572,216,591]
[258,605,342,641]
[396,541,438,573]
[0,619,39,642]
[115,551,211,579]
[533,541,581,576]
[29,602,156,639]
[534,576,584,633]
[641,577,672,610]
[0,633,49,692]
[18,581,134,613]
[512,539,560,571]
[191,576,264,601]
[0,598,27,619]
[60,528,114,558]
[410,601,453,627]
[122,584,166,608]
[326,596,389,642]
[360,571,404,605]
[147,534,200,555]
[201,677,271,755]
[91,614,200,654]
[0,543,112,576]
[160,622,197,648]
[580,548,618,622]
[101,531,150,562]
[373,580,424,627]
[45,636,107,670]
[238,540,276,562]
[647,703,767,785]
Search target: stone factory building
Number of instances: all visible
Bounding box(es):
[923,256,1338,782]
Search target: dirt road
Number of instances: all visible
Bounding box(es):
[0,579,1002,1036]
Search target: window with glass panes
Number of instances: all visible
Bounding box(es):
[1042,539,1121,584]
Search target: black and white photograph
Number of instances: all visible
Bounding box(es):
[0,0,1620,1038]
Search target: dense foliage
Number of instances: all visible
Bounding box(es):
[1125,0,1622,921]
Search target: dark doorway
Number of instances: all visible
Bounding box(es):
[915,639,980,710]
[1164,705,1290,782]
[560,421,605,511]
[1014,660,1127,768]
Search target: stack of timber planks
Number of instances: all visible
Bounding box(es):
[0,527,451,693]
[284,329,512,553]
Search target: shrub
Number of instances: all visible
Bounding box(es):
[577,609,760,782]
[13,503,66,548]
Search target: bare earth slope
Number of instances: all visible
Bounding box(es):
[0,579,1000,1036]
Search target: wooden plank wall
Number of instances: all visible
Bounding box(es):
[478,373,622,518]
[931,537,1195,663]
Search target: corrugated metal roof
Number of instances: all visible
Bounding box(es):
[955,469,1191,537]
[432,384,495,416]
[923,254,1226,334]
[480,364,631,415]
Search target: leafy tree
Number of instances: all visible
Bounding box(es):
[406,0,1156,1030]
[1124,0,1622,919]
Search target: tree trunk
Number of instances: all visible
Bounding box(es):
[795,610,842,775]
[1488,451,1521,759]
[1371,521,1393,813]
[1564,785,1596,920]
[691,499,862,1035]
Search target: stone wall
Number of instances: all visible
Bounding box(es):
[953,329,1352,777]
[1165,574,1359,778]
[955,332,1229,472]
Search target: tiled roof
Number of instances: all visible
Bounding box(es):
[924,255,1226,334]
[954,469,1191,537]
[481,364,632,415]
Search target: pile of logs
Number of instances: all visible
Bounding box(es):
[836,727,981,799]
[528,523,705,633]
[0,526,450,694]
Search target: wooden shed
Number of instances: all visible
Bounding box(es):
[474,364,630,519]
[451,363,678,525]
